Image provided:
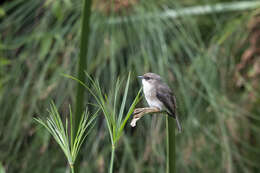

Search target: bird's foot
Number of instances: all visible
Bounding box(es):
[130,117,140,127]
[131,107,161,128]
[133,108,145,114]
[133,107,160,114]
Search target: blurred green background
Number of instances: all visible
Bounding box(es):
[0,0,260,172]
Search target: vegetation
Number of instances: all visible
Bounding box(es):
[65,73,141,173]
[0,0,260,173]
[34,102,98,173]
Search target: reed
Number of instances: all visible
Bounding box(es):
[66,73,141,172]
[74,0,92,171]
[34,102,98,173]
[1,0,260,172]
[166,117,175,173]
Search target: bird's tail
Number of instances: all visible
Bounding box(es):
[168,111,182,133]
[175,115,182,133]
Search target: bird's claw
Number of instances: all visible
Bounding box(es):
[133,108,145,114]
[130,117,140,127]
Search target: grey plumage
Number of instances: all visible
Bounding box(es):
[155,82,182,132]
[140,73,182,133]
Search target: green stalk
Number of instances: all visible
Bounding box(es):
[74,0,92,172]
[166,116,175,173]
[70,166,75,173]
[109,145,115,173]
[75,0,92,134]
[108,1,260,24]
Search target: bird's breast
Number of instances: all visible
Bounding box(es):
[142,81,163,109]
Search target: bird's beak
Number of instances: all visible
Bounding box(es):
[138,75,143,79]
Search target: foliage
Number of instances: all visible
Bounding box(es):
[0,0,260,172]
[34,102,98,172]
[65,73,141,173]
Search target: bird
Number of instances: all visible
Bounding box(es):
[138,72,182,132]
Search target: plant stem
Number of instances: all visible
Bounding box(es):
[75,0,92,134]
[74,0,92,172]
[166,116,175,173]
[108,1,260,24]
[109,145,115,173]
[71,166,75,173]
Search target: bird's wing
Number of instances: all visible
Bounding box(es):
[156,83,177,118]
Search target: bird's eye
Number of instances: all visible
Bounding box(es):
[144,76,150,80]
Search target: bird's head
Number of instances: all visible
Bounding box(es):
[138,73,162,86]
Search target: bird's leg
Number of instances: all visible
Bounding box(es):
[131,107,161,127]
[133,107,160,118]
[133,108,145,114]
[133,107,158,114]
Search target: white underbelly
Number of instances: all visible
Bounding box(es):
[146,97,163,109]
[143,80,163,109]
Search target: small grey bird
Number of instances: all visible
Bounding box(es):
[139,73,182,132]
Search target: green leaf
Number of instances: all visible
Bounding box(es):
[39,36,52,60]
[117,73,131,128]
[0,162,5,173]
[116,88,142,142]
[34,102,96,166]
[0,57,11,66]
[0,8,5,18]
